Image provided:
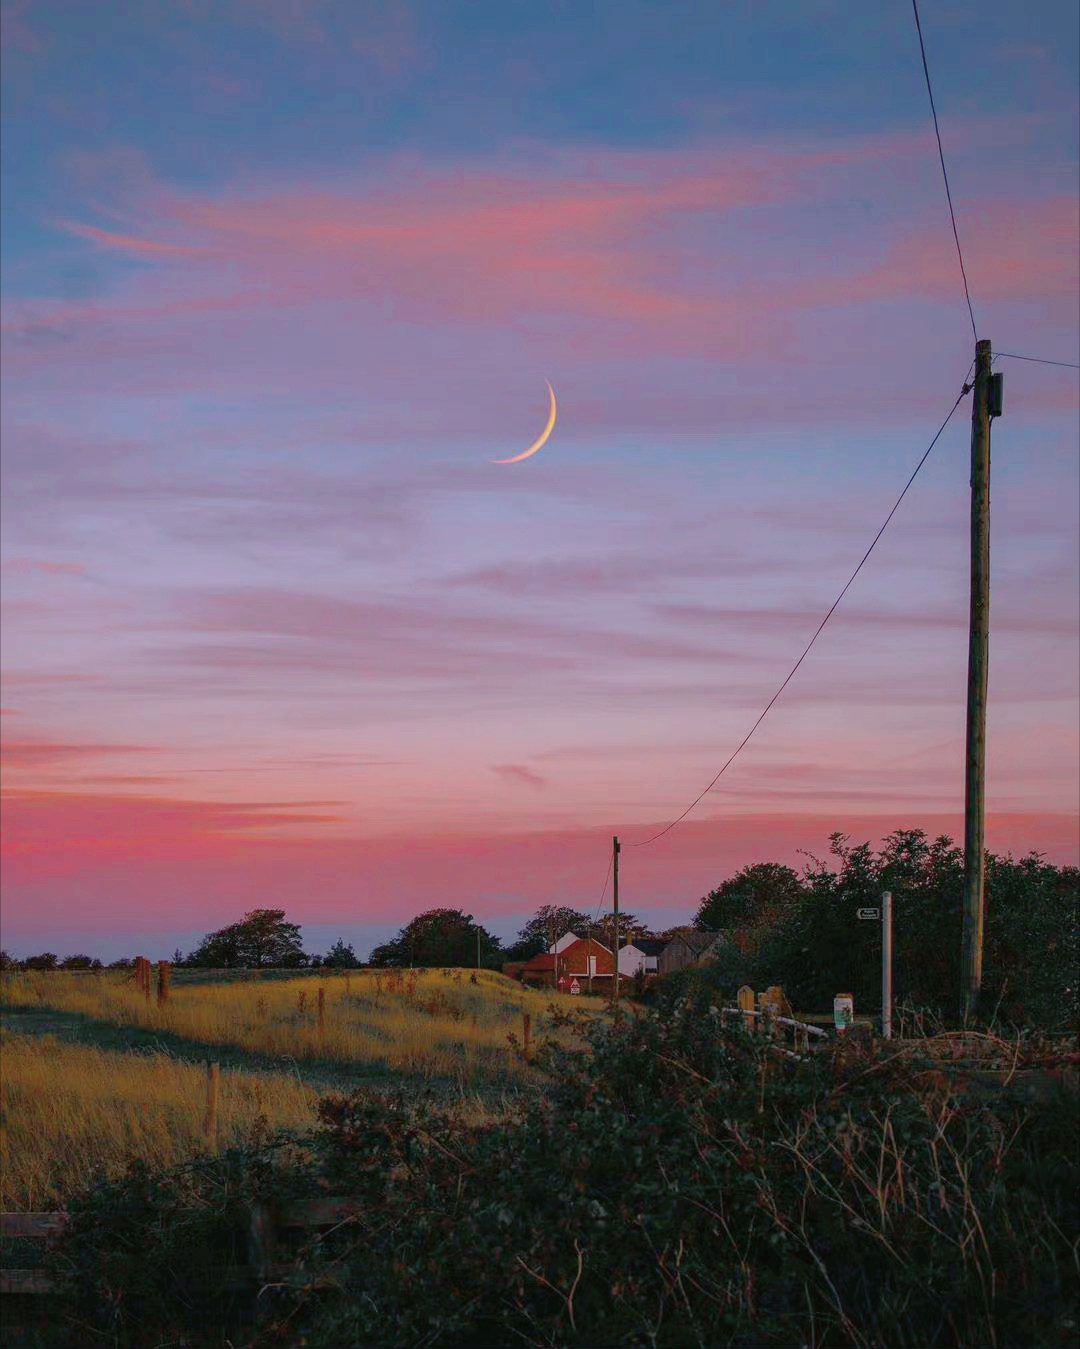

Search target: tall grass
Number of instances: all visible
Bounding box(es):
[0,1031,321,1210]
[0,968,598,1082]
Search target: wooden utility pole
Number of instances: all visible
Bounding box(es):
[961,337,995,1022]
[612,836,621,1011]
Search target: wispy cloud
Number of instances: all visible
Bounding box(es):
[492,763,547,789]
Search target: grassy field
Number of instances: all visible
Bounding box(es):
[0,1031,321,1210]
[0,968,605,1211]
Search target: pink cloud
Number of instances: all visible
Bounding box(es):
[2,558,85,576]
[43,140,1075,346]
[492,763,547,790]
[0,788,348,874]
[1,793,1075,943]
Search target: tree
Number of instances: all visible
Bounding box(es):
[595,911,646,949]
[187,909,307,968]
[60,954,101,970]
[322,938,361,969]
[23,952,58,971]
[370,909,501,969]
[504,905,591,962]
[749,829,1078,1028]
[695,863,804,954]
[0,950,16,971]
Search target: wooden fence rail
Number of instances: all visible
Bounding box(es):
[1,1200,363,1298]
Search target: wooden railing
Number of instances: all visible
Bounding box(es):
[1,1199,363,1298]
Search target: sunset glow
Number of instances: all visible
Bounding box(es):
[2,1,1077,962]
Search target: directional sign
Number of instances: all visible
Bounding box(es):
[856,908,880,921]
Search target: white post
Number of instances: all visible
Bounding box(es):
[882,891,893,1041]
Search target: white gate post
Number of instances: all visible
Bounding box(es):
[882,891,893,1040]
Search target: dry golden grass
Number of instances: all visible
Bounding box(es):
[0,971,605,1210]
[0,1030,321,1210]
[0,968,603,1081]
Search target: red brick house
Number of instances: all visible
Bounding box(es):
[512,936,615,990]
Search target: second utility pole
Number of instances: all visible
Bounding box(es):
[961,337,996,1023]
[612,835,621,1012]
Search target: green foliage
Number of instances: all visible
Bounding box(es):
[694,861,805,939]
[503,904,591,961]
[48,998,1079,1349]
[745,830,1078,1029]
[184,908,308,969]
[21,952,59,971]
[321,938,362,968]
[369,908,502,969]
[593,909,646,949]
[58,954,102,970]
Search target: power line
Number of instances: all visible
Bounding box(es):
[910,0,978,344]
[995,351,1080,371]
[627,373,974,850]
[591,852,614,926]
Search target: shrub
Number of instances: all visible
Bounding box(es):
[48,994,1079,1348]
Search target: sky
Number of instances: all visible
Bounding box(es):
[2,0,1078,963]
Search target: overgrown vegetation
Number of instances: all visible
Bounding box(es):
[696,830,1078,1030]
[34,989,1079,1349]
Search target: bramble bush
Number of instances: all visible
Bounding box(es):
[47,991,1079,1348]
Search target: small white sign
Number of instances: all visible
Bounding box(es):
[856,908,880,920]
[569,978,581,995]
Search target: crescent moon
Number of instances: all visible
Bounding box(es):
[493,380,557,464]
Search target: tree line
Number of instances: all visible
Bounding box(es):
[3,828,1075,1026]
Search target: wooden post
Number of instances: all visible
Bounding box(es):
[962,337,993,1023]
[203,1061,220,1147]
[157,960,170,1006]
[317,986,325,1034]
[881,891,893,1041]
[738,985,755,1028]
[523,1012,531,1059]
[612,835,621,1013]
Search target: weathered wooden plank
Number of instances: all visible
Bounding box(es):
[280,1197,362,1227]
[0,1269,56,1295]
[0,1212,69,1239]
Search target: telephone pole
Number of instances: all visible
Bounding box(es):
[612,835,621,1012]
[961,337,998,1022]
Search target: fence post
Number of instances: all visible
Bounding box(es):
[318,986,325,1034]
[738,985,756,1028]
[157,960,170,1006]
[881,891,893,1041]
[203,1061,220,1148]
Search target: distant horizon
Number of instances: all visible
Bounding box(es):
[3,809,1075,965]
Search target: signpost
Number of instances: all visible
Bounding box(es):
[881,891,893,1041]
[855,893,893,1040]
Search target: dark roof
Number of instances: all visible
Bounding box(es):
[632,938,667,956]
[665,928,717,953]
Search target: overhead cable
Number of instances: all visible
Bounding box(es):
[627,374,974,849]
[911,0,978,343]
